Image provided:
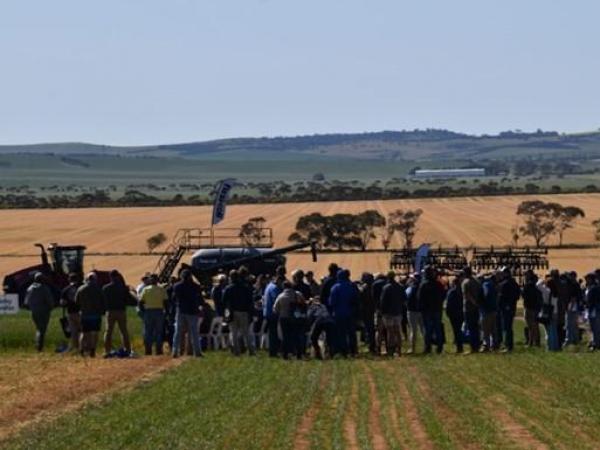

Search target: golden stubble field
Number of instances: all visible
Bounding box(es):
[1,193,599,282]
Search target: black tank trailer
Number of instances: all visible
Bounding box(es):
[154,227,317,285]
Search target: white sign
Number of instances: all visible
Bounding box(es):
[0,294,19,314]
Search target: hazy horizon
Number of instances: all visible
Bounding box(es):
[1,126,598,148]
[1,1,599,146]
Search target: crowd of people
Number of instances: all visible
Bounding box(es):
[23,262,600,358]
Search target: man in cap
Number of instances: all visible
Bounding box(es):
[136,272,152,296]
[75,272,106,357]
[24,272,55,352]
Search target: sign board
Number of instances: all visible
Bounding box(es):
[0,294,19,314]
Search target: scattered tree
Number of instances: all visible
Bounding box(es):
[289,211,386,251]
[554,205,585,246]
[240,216,268,246]
[146,232,167,253]
[516,201,557,247]
[387,208,423,249]
[381,225,394,251]
[324,214,363,251]
[288,213,327,248]
[355,210,386,251]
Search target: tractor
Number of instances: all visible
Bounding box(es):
[2,243,110,306]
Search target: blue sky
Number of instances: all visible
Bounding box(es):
[0,1,598,145]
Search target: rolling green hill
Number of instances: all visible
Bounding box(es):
[3,129,600,162]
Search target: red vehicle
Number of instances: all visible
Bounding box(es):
[2,243,110,307]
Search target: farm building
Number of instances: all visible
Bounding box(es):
[413,168,485,178]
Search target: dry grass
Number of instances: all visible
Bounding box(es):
[0,354,179,442]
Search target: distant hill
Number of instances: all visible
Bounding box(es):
[2,129,600,161]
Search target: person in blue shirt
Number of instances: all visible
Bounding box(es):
[329,269,359,357]
[320,263,340,309]
[263,273,285,357]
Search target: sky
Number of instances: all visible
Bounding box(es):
[0,0,599,145]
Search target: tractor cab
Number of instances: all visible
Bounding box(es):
[47,244,86,276]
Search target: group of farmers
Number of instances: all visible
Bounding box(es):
[23,261,600,357]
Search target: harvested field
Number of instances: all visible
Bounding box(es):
[1,194,600,281]
[2,194,600,253]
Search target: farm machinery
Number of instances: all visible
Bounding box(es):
[153,227,317,285]
[2,243,111,306]
[2,230,316,307]
[390,245,468,275]
[389,245,549,281]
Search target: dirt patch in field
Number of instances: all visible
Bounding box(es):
[294,370,329,450]
[394,365,434,450]
[0,354,181,441]
[406,364,479,450]
[364,366,388,450]
[385,374,408,450]
[491,395,549,450]
[343,376,360,450]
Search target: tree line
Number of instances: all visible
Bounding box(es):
[2,181,600,209]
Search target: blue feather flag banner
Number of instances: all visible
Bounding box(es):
[414,243,430,273]
[211,178,237,226]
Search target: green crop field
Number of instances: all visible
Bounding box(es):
[2,310,600,449]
